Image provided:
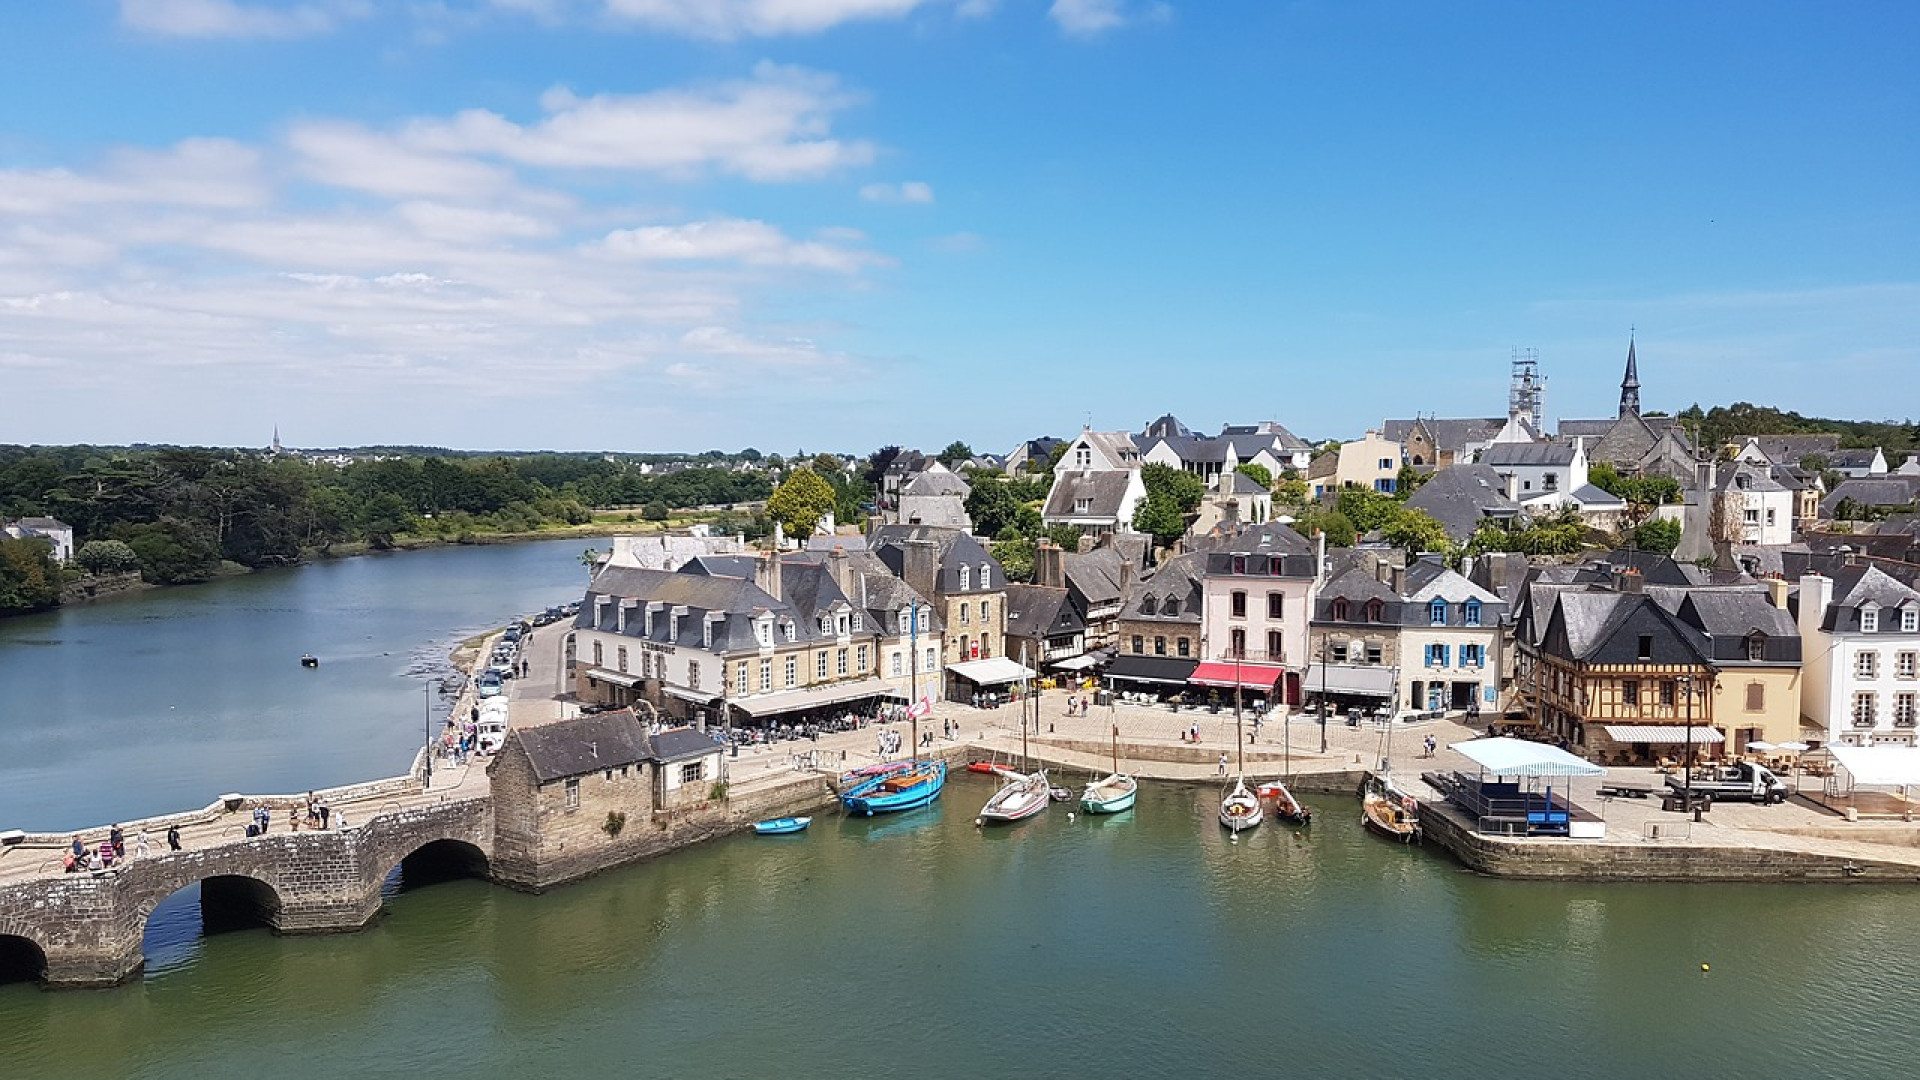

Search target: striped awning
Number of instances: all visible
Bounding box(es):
[1599,725,1725,745]
[584,666,641,688]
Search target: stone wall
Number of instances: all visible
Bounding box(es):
[58,571,145,605]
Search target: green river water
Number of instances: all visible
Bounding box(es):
[1,545,1915,1078]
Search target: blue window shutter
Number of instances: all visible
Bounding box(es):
[1440,645,1451,667]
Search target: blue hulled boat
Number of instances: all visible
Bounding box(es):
[753,816,811,835]
[841,760,947,816]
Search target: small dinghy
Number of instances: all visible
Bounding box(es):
[300,654,319,668]
[753,816,811,835]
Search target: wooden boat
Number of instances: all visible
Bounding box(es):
[1256,781,1312,825]
[1081,724,1138,815]
[980,770,1051,823]
[1219,777,1263,834]
[966,761,1001,774]
[842,760,947,816]
[1360,778,1419,842]
[753,816,811,835]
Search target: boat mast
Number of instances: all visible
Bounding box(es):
[908,600,919,759]
[1019,640,1031,772]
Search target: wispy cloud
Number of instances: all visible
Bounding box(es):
[859,180,934,204]
[1047,0,1169,38]
[118,0,369,40]
[579,0,934,39]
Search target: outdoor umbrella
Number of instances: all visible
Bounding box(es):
[1747,740,1777,752]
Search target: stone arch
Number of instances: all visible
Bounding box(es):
[140,872,287,941]
[0,929,49,986]
[384,838,491,894]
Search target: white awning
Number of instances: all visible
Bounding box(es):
[1826,745,1920,787]
[1304,663,1397,698]
[1049,654,1100,672]
[1600,725,1725,745]
[946,657,1036,686]
[662,684,719,704]
[584,667,641,688]
[1454,736,1606,778]
[732,678,896,718]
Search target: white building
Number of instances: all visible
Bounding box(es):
[2,517,74,562]
[1481,439,1589,512]
[1796,568,1920,747]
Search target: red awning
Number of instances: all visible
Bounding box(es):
[1188,661,1288,690]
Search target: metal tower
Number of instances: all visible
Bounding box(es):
[1509,348,1544,432]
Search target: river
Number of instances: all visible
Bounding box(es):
[0,539,590,832]
[2,544,1917,1078]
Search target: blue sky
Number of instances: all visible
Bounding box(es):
[2,1,1915,454]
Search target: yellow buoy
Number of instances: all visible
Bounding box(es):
[1700,963,1710,972]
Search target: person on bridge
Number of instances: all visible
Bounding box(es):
[167,824,182,851]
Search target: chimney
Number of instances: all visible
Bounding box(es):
[755,552,783,603]
[1375,558,1392,587]
[1765,576,1789,610]
[1503,471,1520,502]
[828,545,853,598]
[1797,572,1831,641]
[1614,567,1645,594]
[1316,528,1327,585]
[900,539,940,599]
[1390,563,1407,596]
[1034,540,1066,589]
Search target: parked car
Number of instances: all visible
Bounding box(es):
[476,672,505,698]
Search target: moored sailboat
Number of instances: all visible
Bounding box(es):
[979,768,1051,823]
[1256,780,1312,825]
[843,759,948,816]
[1081,723,1137,814]
[1359,775,1419,842]
[1219,776,1262,833]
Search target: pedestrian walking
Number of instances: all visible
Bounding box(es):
[135,830,150,858]
[166,824,182,851]
[319,803,331,829]
[1217,752,1228,776]
[109,824,125,859]
[1423,734,1437,759]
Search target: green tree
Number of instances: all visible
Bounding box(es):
[76,539,140,575]
[0,535,63,613]
[991,535,1035,583]
[1394,465,1432,500]
[643,501,671,522]
[937,441,974,467]
[1336,487,1401,533]
[1629,518,1682,555]
[1139,463,1206,513]
[767,468,837,538]
[1045,524,1085,553]
[117,519,222,584]
[1272,474,1309,510]
[1290,505,1356,547]
[1132,494,1187,546]
[1235,463,1273,490]
[1381,508,1452,556]
[965,481,1023,538]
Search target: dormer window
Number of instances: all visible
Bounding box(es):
[1074,447,1092,469]
[1429,599,1447,626]
[755,617,772,647]
[819,615,831,634]
[1074,497,1092,514]
[1862,606,1880,633]
[852,613,863,633]
[837,614,850,636]
[960,565,972,591]
[1904,608,1919,634]
[1746,633,1766,662]
[1464,599,1482,627]
[1164,596,1179,617]
[979,564,992,589]
[1364,599,1383,623]
[1331,598,1350,621]
[783,620,795,642]
[1735,473,1752,490]
[1232,555,1247,575]
[1142,595,1158,616]
[1269,556,1283,576]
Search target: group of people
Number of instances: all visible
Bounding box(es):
[443,716,488,765]
[62,822,181,873]
[875,728,905,759]
[241,794,339,838]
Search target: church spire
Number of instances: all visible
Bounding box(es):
[1618,335,1640,419]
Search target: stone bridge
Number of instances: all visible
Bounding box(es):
[0,791,493,987]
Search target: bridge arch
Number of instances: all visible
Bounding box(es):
[0,926,49,986]
[385,838,491,894]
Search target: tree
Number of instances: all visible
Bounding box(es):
[1139,463,1206,513]
[118,519,221,584]
[642,501,671,522]
[1272,474,1309,510]
[991,535,1035,583]
[1235,463,1273,491]
[1629,518,1682,555]
[0,535,62,613]
[862,445,902,486]
[965,481,1023,538]
[1394,465,1432,500]
[1337,487,1401,533]
[1132,494,1187,546]
[1291,505,1356,547]
[1045,524,1085,553]
[1381,508,1452,556]
[767,468,837,538]
[937,441,974,467]
[76,539,140,575]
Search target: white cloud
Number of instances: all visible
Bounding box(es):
[594,219,882,273]
[118,0,368,39]
[287,121,523,200]
[859,180,934,204]
[0,138,268,214]
[591,0,930,38]
[1047,0,1168,37]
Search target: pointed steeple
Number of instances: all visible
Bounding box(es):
[1618,336,1641,419]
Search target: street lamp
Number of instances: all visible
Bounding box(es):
[1679,674,1700,821]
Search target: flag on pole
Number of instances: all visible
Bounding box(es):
[908,696,932,719]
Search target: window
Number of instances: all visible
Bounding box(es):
[1154,636,1167,656]
[784,621,795,642]
[925,647,937,671]
[1232,555,1247,575]
[959,602,970,625]
[1142,595,1158,616]
[1331,598,1350,621]
[592,640,604,666]
[1857,651,1879,679]
[1429,599,1447,626]
[816,652,829,679]
[756,619,771,647]
[564,778,580,809]
[981,600,990,623]
[1660,680,1676,706]
[836,648,849,676]
[1266,630,1283,660]
[1862,607,1880,633]
[1364,599,1384,623]
[1177,637,1190,657]
[980,635,991,658]
[1330,641,1349,663]
[1854,692,1877,727]
[1746,634,1766,662]
[1621,679,1640,707]
[1132,635,1144,655]
[1897,693,1917,727]
[1743,507,1760,526]
[1231,591,1247,618]
[837,614,850,637]
[1074,497,1092,514]
[857,645,869,672]
[1899,652,1917,679]
[1765,508,1777,527]
[1905,610,1920,634]
[1378,458,1392,470]
[1461,644,1484,668]
[617,646,628,673]
[1544,473,1558,492]
[891,651,903,677]
[1365,643,1383,665]
[1746,682,1766,712]
[960,566,971,591]
[980,564,992,589]
[1464,599,1482,627]
[1269,556,1284,576]
[759,658,772,692]
[1074,446,1092,468]
[1229,628,1246,658]
[785,655,797,687]
[851,613,863,634]
[1636,635,1654,661]
[681,761,704,784]
[688,661,700,689]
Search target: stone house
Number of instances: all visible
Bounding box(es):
[1665,584,1802,752]
[488,713,726,889]
[1382,417,1504,470]
[1306,556,1505,716]
[869,524,1007,670]
[1795,567,1920,747]
[894,465,972,530]
[1033,539,1136,651]
[1139,420,1310,481]
[1109,550,1205,692]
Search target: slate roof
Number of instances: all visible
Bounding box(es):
[579,565,798,654]
[649,726,724,763]
[1822,478,1919,515]
[1062,547,1127,607]
[1742,434,1840,465]
[1831,448,1882,469]
[1544,590,1711,666]
[1003,583,1085,640]
[1312,567,1401,622]
[1381,418,1504,453]
[1715,460,1787,493]
[7,516,69,531]
[514,712,654,783]
[1483,441,1579,467]
[1402,464,1521,544]
[1224,470,1268,495]
[901,470,971,497]
[1123,551,1205,625]
[868,524,1008,595]
[1557,419,1615,438]
[1043,469,1137,520]
[1814,565,1920,633]
[1569,483,1626,508]
[1200,521,1316,578]
[1672,590,1801,664]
